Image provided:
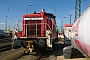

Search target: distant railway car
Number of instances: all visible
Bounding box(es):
[58,32,64,41]
[15,9,57,53]
[58,32,64,38]
[64,24,73,46]
[0,30,4,37]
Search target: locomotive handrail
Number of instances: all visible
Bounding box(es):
[23,23,52,38]
[23,23,52,31]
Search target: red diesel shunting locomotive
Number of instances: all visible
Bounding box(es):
[15,9,57,53]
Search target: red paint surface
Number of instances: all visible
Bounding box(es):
[18,10,56,39]
[74,14,83,37]
[23,14,41,18]
[75,34,78,36]
[64,24,73,27]
[74,39,90,57]
[59,33,63,36]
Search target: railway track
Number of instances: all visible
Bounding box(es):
[1,40,64,60]
[17,48,57,60]
[0,48,25,60]
[0,37,12,51]
[0,44,12,51]
[37,54,43,60]
[0,38,12,43]
[17,53,56,60]
[16,42,64,60]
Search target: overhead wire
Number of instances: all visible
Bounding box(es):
[9,0,27,13]
[13,0,29,14]
[0,0,26,28]
[0,2,9,17]
[43,0,54,13]
[11,0,26,8]
[0,0,24,15]
[0,0,27,22]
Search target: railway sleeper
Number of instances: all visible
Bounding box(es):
[0,45,12,52]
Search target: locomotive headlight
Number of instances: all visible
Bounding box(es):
[47,30,51,35]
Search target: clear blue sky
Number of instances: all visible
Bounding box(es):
[0,0,90,30]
